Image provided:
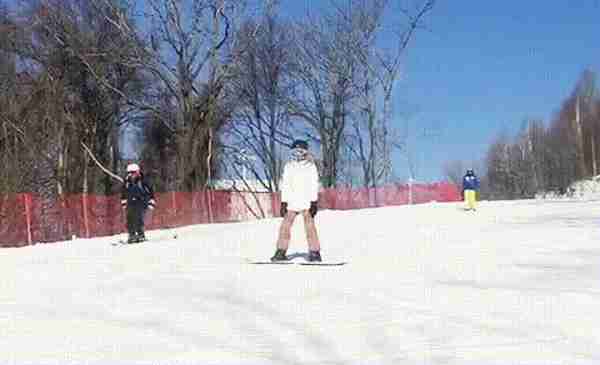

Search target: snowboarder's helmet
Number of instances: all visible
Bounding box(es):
[291,139,308,150]
[127,163,141,173]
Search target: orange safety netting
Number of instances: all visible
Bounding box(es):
[0,183,460,247]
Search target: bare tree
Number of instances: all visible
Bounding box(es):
[287,3,362,188]
[143,0,230,190]
[483,70,600,200]
[223,4,295,192]
[485,132,515,200]
[2,0,145,198]
[289,0,435,188]
[373,0,435,184]
[574,70,599,176]
[0,5,21,192]
[520,119,547,194]
[344,0,388,188]
[65,0,250,191]
[442,160,465,187]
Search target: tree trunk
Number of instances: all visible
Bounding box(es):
[591,125,597,176]
[575,96,587,177]
[381,87,393,184]
[57,128,64,195]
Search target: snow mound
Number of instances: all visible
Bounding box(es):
[536,175,600,200]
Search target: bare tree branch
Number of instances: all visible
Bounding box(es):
[81,141,124,183]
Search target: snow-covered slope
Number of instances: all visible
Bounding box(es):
[1,200,599,364]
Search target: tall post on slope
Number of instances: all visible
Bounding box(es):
[574,95,587,178]
[408,176,414,205]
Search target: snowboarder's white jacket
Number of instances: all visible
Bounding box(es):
[280,158,320,212]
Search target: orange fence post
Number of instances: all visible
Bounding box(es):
[207,190,214,223]
[82,193,90,238]
[23,193,33,246]
[171,191,177,227]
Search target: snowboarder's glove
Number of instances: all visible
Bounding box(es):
[148,199,156,210]
[309,201,318,218]
[280,202,288,217]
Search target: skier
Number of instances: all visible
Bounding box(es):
[120,163,156,243]
[271,139,322,262]
[462,168,480,211]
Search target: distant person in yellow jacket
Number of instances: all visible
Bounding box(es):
[462,169,480,211]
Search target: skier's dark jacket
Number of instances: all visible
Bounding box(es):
[462,172,480,191]
[120,173,156,209]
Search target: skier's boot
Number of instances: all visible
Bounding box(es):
[136,231,146,243]
[307,250,322,262]
[127,233,137,244]
[270,248,288,262]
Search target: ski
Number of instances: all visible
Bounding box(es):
[111,239,145,246]
[110,233,177,246]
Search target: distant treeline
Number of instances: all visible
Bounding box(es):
[445,69,600,200]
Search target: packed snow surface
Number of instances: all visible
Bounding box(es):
[1,199,599,365]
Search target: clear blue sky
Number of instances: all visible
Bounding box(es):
[10,0,598,181]
[282,0,600,182]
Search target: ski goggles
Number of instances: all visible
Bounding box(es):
[291,147,308,160]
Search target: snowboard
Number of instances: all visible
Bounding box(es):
[296,261,346,266]
[247,260,295,265]
[247,259,346,266]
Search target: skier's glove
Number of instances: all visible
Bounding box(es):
[309,201,318,218]
[121,199,127,210]
[280,202,288,217]
[148,199,156,210]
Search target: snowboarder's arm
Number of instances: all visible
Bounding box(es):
[280,164,290,203]
[308,163,319,202]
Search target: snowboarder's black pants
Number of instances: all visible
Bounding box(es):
[126,202,146,236]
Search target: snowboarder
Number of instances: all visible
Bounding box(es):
[271,139,322,262]
[120,163,156,243]
[462,168,480,211]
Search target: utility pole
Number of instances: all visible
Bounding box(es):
[588,95,598,176]
[408,176,414,205]
[581,95,598,177]
[574,96,587,178]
